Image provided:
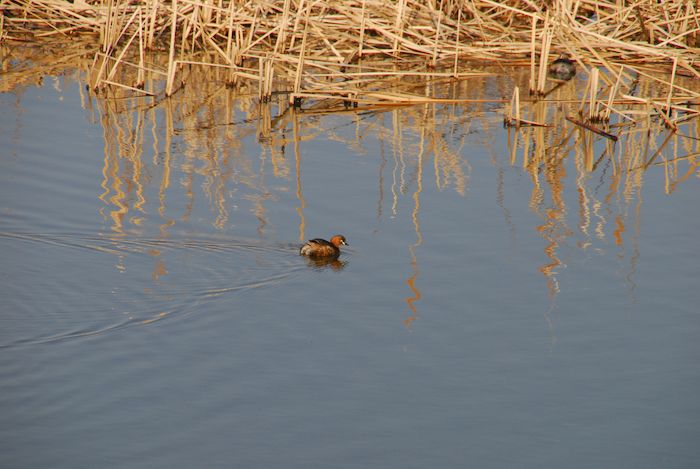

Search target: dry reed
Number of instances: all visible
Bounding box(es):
[2,0,699,107]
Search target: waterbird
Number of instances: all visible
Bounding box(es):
[300,235,348,258]
[548,54,576,81]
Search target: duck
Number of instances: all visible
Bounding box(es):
[548,54,576,81]
[299,235,348,258]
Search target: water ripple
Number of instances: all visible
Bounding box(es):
[0,231,307,348]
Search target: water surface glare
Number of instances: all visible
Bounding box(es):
[1,73,699,469]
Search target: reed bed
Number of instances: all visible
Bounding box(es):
[2,0,700,109]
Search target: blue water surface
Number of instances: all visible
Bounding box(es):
[1,72,699,469]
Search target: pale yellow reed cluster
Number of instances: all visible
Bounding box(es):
[2,0,699,102]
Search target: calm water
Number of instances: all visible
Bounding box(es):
[1,71,699,468]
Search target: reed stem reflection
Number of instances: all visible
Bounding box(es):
[5,53,693,311]
[293,110,306,242]
[403,104,428,329]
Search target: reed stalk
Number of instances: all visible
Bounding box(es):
[2,0,699,115]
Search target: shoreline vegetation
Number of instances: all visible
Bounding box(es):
[0,0,700,92]
[1,1,700,129]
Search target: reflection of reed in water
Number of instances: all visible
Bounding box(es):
[507,73,699,303]
[92,62,696,307]
[293,110,306,242]
[95,73,278,236]
[89,64,474,264]
[402,104,428,330]
[5,42,696,307]
[98,99,147,235]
